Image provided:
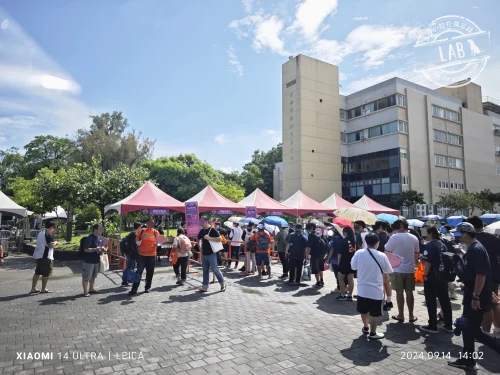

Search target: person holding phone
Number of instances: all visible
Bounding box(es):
[31,222,58,294]
[82,224,106,297]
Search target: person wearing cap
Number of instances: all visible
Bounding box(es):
[305,223,326,288]
[250,224,272,279]
[286,224,308,285]
[241,222,256,274]
[130,219,160,295]
[275,225,289,279]
[448,222,499,370]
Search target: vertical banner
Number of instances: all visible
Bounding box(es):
[185,201,200,238]
[246,206,257,218]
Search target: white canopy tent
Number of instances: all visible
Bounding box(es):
[43,206,68,220]
[0,190,28,224]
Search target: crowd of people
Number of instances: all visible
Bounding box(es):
[19,213,500,370]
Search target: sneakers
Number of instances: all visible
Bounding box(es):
[279,274,288,279]
[128,290,137,296]
[346,296,353,301]
[314,282,322,288]
[362,326,369,335]
[448,359,478,370]
[441,325,454,333]
[417,325,438,334]
[121,282,129,287]
[320,280,325,286]
[336,295,347,301]
[368,332,384,340]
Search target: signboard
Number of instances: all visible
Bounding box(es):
[185,201,200,238]
[267,211,283,216]
[314,212,328,217]
[217,209,232,215]
[150,208,170,215]
[141,209,149,215]
[246,206,257,218]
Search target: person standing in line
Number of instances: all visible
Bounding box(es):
[354,221,368,249]
[385,219,420,323]
[129,219,159,295]
[305,223,326,288]
[82,224,106,297]
[326,229,343,294]
[275,225,289,279]
[241,223,256,274]
[30,222,58,294]
[337,226,357,301]
[121,222,141,287]
[251,224,272,280]
[448,222,500,370]
[351,233,394,340]
[373,221,393,310]
[228,222,243,269]
[0,242,4,266]
[172,228,192,286]
[417,227,453,334]
[286,224,307,285]
[197,217,226,292]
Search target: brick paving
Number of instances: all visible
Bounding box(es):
[1,254,499,375]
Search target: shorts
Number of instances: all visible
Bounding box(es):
[338,264,354,275]
[255,253,270,266]
[310,257,325,274]
[391,272,415,292]
[82,262,100,281]
[35,259,53,277]
[357,296,383,317]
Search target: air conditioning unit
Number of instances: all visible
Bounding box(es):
[359,134,366,140]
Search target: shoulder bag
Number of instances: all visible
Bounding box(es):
[207,228,224,253]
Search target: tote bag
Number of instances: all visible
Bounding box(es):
[207,228,224,253]
[99,253,109,273]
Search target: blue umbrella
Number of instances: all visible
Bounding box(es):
[480,213,500,225]
[422,215,443,221]
[263,216,288,226]
[376,213,399,223]
[446,215,467,226]
[239,217,260,225]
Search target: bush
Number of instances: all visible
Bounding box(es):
[75,205,100,230]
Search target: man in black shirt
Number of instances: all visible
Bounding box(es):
[286,224,307,285]
[197,217,225,293]
[449,222,500,370]
[467,216,500,335]
[305,223,325,288]
[417,227,453,334]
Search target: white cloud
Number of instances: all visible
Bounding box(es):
[0,7,90,147]
[353,17,369,21]
[341,68,426,94]
[338,72,350,81]
[227,45,244,76]
[308,39,348,65]
[220,166,237,174]
[215,134,227,144]
[288,0,338,41]
[471,6,479,9]
[261,129,281,143]
[242,0,253,13]
[262,129,277,135]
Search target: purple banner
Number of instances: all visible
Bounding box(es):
[314,212,328,217]
[246,206,257,218]
[141,209,149,215]
[217,209,233,215]
[150,209,170,215]
[267,211,283,216]
[185,201,200,238]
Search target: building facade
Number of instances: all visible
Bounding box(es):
[280,55,500,214]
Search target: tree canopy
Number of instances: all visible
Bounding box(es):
[396,190,425,209]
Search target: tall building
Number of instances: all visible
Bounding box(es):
[280,55,500,215]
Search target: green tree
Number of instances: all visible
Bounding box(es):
[476,189,500,209]
[212,182,245,203]
[22,135,74,178]
[241,143,282,197]
[437,190,492,217]
[8,177,44,213]
[240,165,264,195]
[75,111,154,171]
[0,147,24,191]
[396,190,425,210]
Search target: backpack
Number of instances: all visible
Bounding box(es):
[120,236,130,255]
[78,237,86,259]
[257,233,269,251]
[247,239,257,253]
[438,251,457,282]
[179,235,192,252]
[453,254,469,284]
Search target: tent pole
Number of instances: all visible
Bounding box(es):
[119,215,122,236]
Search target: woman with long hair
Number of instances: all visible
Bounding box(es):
[337,226,357,301]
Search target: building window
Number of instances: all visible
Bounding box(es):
[433,130,447,143]
[446,109,461,123]
[398,121,408,133]
[397,94,407,107]
[340,109,347,120]
[497,165,500,175]
[400,148,408,159]
[432,105,445,118]
[449,157,464,169]
[495,145,500,154]
[340,133,347,144]
[286,79,296,88]
[435,154,448,167]
[391,183,400,194]
[402,176,409,185]
[346,94,398,120]
[448,133,463,146]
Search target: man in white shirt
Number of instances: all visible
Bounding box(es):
[228,222,243,269]
[31,222,58,294]
[351,233,393,340]
[385,219,420,323]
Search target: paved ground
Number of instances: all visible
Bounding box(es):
[1,253,499,375]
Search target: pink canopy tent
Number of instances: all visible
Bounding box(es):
[353,195,399,215]
[238,188,297,215]
[321,193,357,210]
[185,186,246,214]
[281,190,332,217]
[104,181,185,215]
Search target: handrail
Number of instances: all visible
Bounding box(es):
[483,96,500,106]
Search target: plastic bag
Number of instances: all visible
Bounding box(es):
[99,254,109,273]
[301,263,311,282]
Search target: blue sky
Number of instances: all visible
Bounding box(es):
[1,0,499,173]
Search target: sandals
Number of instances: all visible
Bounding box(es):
[83,293,91,297]
[29,290,40,294]
[409,317,418,323]
[392,315,405,322]
[40,290,53,294]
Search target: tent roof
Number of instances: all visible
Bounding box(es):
[185,186,246,213]
[321,193,357,210]
[0,190,27,217]
[104,181,184,215]
[281,190,332,217]
[43,206,67,220]
[238,188,296,214]
[353,195,399,215]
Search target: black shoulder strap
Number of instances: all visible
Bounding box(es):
[367,248,383,274]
